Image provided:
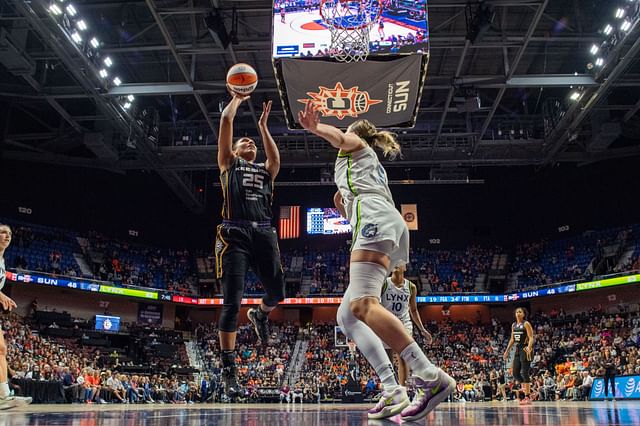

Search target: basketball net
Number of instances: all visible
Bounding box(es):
[320,0,382,62]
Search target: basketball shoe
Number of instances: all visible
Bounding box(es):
[247,308,270,344]
[221,366,242,398]
[401,369,456,421]
[519,397,532,405]
[367,386,410,419]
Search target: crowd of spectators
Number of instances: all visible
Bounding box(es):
[8,225,81,277]
[510,240,590,290]
[295,323,371,402]
[4,302,640,405]
[5,313,200,404]
[509,226,638,291]
[4,219,640,300]
[3,220,199,296]
[194,321,298,401]
[282,245,498,296]
[618,255,640,274]
[413,246,497,294]
[82,231,198,295]
[290,306,640,403]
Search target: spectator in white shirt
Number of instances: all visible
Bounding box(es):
[578,371,593,401]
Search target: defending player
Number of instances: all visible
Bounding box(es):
[298,103,455,421]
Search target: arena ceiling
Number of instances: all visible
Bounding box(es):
[1,0,640,212]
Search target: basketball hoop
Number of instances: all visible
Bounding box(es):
[320,0,382,62]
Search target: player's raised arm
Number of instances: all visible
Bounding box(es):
[298,102,363,151]
[258,100,280,179]
[333,191,347,220]
[218,92,249,171]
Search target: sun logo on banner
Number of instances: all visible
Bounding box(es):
[298,82,383,119]
[404,212,415,223]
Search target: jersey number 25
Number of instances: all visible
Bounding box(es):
[243,173,264,189]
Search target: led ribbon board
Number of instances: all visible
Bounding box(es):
[8,271,639,305]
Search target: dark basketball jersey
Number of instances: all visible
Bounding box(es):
[512,322,529,349]
[220,157,273,222]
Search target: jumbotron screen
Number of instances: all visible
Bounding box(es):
[272,0,429,58]
[306,208,351,235]
[95,315,121,332]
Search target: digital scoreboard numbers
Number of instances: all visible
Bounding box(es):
[307,208,326,234]
[307,208,351,235]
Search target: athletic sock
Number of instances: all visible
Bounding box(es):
[400,342,438,381]
[374,362,399,393]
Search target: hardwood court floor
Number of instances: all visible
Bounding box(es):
[2,401,639,425]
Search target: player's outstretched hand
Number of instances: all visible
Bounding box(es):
[227,84,251,102]
[298,102,320,132]
[421,329,433,345]
[0,293,17,311]
[259,100,272,128]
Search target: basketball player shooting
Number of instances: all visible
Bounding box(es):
[215,90,286,399]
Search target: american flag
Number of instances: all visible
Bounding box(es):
[279,206,300,239]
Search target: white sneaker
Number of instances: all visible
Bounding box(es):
[0,395,33,410]
[367,386,410,419]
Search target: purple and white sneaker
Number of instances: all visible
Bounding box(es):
[367,386,410,419]
[401,369,455,421]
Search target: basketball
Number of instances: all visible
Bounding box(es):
[226,63,258,96]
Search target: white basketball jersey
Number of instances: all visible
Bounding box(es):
[381,278,411,324]
[334,146,394,221]
[0,257,5,291]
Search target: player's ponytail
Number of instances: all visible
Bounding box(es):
[348,119,402,160]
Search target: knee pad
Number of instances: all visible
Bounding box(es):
[219,272,247,332]
[218,303,241,332]
[263,275,286,306]
[348,262,388,301]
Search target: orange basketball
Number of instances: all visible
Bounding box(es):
[226,63,258,95]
